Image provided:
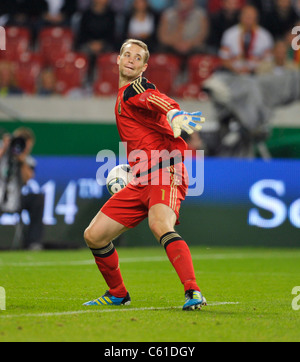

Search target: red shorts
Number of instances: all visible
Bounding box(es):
[101,167,187,228]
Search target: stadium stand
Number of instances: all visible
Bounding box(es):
[54,52,88,95]
[174,54,222,99]
[0,27,31,62]
[15,52,43,94]
[187,54,222,85]
[0,0,298,99]
[93,52,119,96]
[144,53,181,95]
[38,27,74,67]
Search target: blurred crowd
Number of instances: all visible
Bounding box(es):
[0,0,299,98]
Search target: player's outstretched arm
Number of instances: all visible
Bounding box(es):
[167,109,205,138]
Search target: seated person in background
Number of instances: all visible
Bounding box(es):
[76,0,116,55]
[42,0,78,27]
[123,0,160,52]
[256,39,299,74]
[262,0,299,41]
[109,0,134,13]
[293,0,300,16]
[6,0,48,27]
[219,5,274,74]
[37,68,57,96]
[0,0,11,26]
[207,0,242,53]
[0,61,23,96]
[286,20,300,66]
[147,0,175,12]
[247,0,274,15]
[76,0,116,80]
[157,0,209,56]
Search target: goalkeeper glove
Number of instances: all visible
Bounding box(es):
[167,109,205,138]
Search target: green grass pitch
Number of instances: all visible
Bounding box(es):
[0,246,300,342]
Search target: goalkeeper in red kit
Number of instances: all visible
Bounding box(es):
[83,39,207,310]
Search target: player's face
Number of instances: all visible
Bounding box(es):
[118,44,148,81]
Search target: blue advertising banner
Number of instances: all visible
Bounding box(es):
[0,156,299,247]
[198,158,300,230]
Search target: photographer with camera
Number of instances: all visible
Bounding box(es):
[0,127,44,250]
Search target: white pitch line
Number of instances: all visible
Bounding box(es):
[0,251,299,268]
[0,302,239,319]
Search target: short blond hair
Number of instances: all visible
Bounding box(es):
[13,127,35,143]
[120,39,150,64]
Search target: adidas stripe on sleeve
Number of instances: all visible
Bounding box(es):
[124,77,180,115]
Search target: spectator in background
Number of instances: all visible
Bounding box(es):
[0,61,23,96]
[247,0,274,17]
[76,0,116,53]
[70,0,92,37]
[196,0,208,9]
[76,0,116,80]
[6,0,48,44]
[219,5,274,74]
[7,0,48,27]
[123,0,160,52]
[110,1,136,46]
[110,0,132,12]
[0,0,10,26]
[42,0,78,27]
[114,0,175,13]
[0,127,45,250]
[286,19,300,65]
[262,0,299,40]
[207,0,242,53]
[15,128,45,250]
[293,0,300,16]
[76,0,92,12]
[256,39,299,74]
[147,0,175,12]
[157,0,209,57]
[37,68,57,96]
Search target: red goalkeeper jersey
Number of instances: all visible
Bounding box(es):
[115,77,187,176]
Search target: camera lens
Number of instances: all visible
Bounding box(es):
[10,137,26,155]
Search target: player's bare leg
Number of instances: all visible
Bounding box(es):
[84,210,128,249]
[148,203,206,310]
[83,211,131,306]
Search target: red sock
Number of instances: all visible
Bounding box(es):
[91,243,127,298]
[160,232,200,292]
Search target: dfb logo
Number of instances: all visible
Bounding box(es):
[291,26,300,51]
[0,26,6,50]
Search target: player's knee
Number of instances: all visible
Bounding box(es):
[84,227,102,249]
[149,218,169,241]
[83,227,93,247]
[84,226,111,249]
